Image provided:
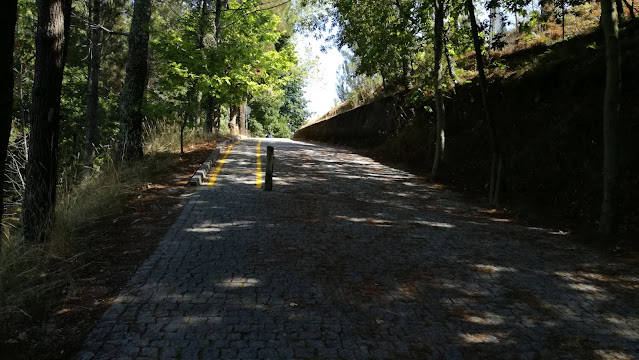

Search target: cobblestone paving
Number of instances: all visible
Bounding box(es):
[79,139,639,359]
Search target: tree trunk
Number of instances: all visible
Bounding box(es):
[444,25,460,123]
[118,0,152,161]
[489,6,497,45]
[214,103,221,132]
[466,0,503,206]
[239,100,247,136]
[214,0,224,42]
[0,0,18,247]
[200,0,222,135]
[562,5,566,40]
[198,0,208,48]
[402,57,410,88]
[180,115,187,155]
[615,0,625,21]
[599,0,621,235]
[18,63,29,161]
[193,0,208,128]
[84,0,102,172]
[444,39,459,86]
[195,91,202,126]
[431,0,446,178]
[22,0,72,244]
[623,0,635,19]
[229,105,239,135]
[182,85,198,155]
[205,95,214,133]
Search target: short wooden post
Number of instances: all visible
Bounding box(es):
[265,146,274,191]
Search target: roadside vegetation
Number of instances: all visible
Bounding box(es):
[300,0,632,238]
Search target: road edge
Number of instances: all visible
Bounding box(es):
[187,135,242,186]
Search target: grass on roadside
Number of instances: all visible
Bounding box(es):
[0,126,225,339]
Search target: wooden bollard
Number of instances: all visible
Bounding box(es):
[265,146,274,191]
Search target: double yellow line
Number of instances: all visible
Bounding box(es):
[207,138,242,186]
[255,140,263,189]
[206,139,264,188]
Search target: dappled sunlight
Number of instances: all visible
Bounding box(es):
[411,220,455,228]
[218,277,260,288]
[472,264,518,273]
[462,313,505,325]
[523,225,571,236]
[567,282,604,293]
[334,215,395,226]
[82,139,639,359]
[459,333,501,344]
[489,217,514,223]
[184,227,222,233]
[594,349,634,360]
[548,230,570,235]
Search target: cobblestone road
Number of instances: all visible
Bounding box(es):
[80,138,639,359]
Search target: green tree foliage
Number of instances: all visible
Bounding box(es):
[335,49,383,104]
[149,0,307,138]
[332,0,420,87]
[280,75,311,133]
[248,69,309,137]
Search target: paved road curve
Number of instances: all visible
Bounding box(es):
[80,138,639,359]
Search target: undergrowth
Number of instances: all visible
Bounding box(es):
[0,126,224,332]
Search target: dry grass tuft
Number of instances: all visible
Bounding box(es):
[0,125,221,335]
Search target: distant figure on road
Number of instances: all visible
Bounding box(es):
[266,133,274,138]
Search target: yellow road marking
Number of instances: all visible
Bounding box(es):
[256,140,263,189]
[207,139,242,186]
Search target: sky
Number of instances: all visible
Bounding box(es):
[295,34,344,121]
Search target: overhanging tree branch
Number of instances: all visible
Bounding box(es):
[93,23,128,36]
[222,0,292,29]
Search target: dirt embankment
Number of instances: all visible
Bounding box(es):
[295,21,639,244]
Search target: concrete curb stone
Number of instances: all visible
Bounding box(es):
[187,135,242,186]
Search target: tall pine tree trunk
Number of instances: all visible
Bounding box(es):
[431,0,446,178]
[201,0,223,135]
[0,0,18,251]
[118,0,152,161]
[23,0,72,244]
[466,0,503,206]
[194,0,208,128]
[214,0,225,42]
[599,0,621,235]
[84,0,102,171]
